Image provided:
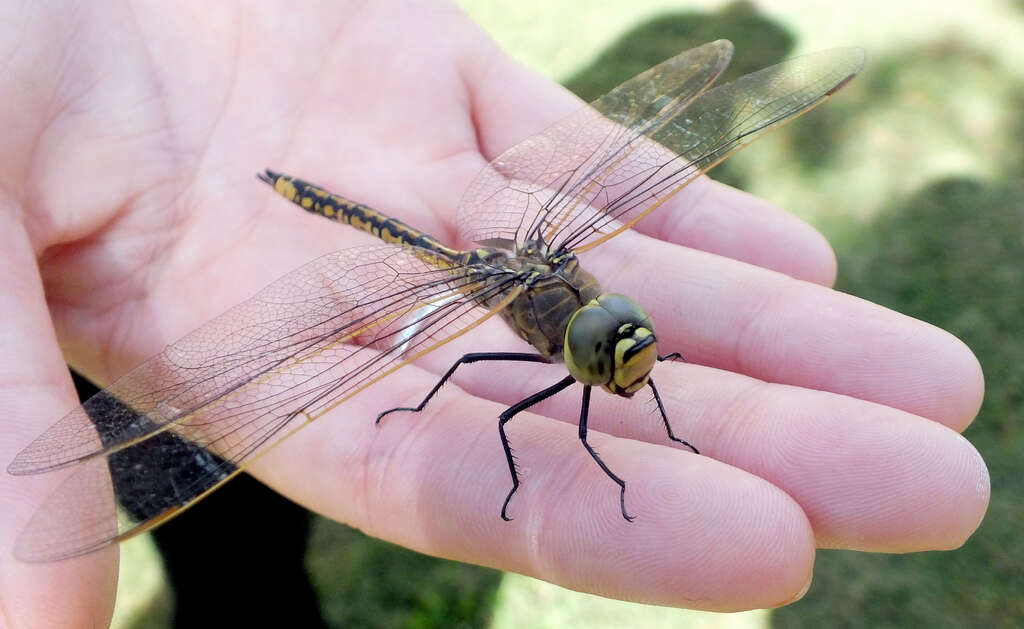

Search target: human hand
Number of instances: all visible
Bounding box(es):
[0,1,988,626]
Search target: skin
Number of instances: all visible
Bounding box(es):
[0,1,988,626]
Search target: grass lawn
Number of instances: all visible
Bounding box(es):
[112,1,1023,627]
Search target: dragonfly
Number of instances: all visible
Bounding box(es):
[8,40,864,562]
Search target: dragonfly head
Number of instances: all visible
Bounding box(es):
[563,294,658,398]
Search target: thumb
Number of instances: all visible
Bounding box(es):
[0,207,117,627]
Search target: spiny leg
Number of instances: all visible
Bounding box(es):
[576,385,635,522]
[648,379,699,454]
[498,375,576,521]
[376,352,551,424]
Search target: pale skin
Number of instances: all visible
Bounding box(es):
[0,1,989,626]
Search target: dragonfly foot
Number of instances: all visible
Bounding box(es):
[668,435,699,454]
[501,487,518,521]
[619,485,635,522]
[375,407,414,425]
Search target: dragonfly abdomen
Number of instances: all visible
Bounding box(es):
[259,170,461,260]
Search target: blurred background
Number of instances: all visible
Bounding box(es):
[111,1,1023,627]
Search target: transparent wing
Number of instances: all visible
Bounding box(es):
[9,244,519,561]
[457,41,864,253]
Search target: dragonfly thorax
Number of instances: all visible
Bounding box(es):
[563,294,658,397]
[490,249,602,358]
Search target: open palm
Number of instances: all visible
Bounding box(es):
[0,2,988,627]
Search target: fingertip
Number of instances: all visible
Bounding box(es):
[869,319,986,431]
[935,432,990,551]
[868,423,990,553]
[793,221,838,287]
[946,336,985,433]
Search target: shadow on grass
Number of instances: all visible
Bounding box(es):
[306,519,502,629]
[772,176,1024,628]
[122,592,174,629]
[562,0,795,191]
[562,0,794,102]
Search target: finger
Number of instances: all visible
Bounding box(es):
[0,212,117,626]
[435,355,988,551]
[580,230,984,430]
[251,365,816,611]
[465,52,837,284]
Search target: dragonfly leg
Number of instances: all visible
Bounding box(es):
[658,352,686,363]
[577,385,635,522]
[376,352,550,424]
[648,379,699,454]
[498,375,576,521]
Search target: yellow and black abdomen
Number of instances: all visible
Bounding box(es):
[259,170,460,260]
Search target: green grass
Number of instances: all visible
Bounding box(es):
[305,521,502,628]
[113,1,1023,627]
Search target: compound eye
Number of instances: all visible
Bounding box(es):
[563,303,616,386]
[594,294,658,396]
[595,294,654,333]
